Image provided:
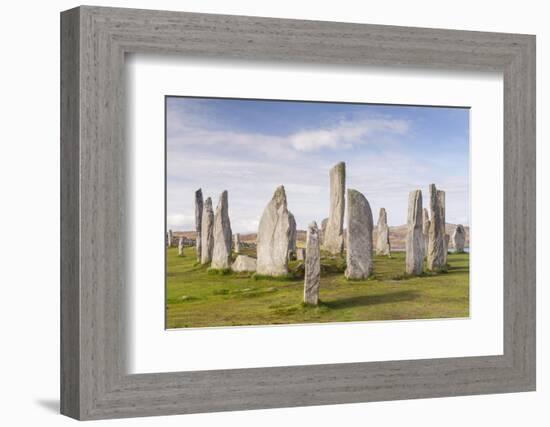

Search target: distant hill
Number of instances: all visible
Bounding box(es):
[173,224,469,250]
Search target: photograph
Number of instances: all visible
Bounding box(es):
[165,96,470,329]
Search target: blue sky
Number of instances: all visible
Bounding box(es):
[166,97,469,233]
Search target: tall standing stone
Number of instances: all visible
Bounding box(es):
[452,225,466,253]
[405,190,424,275]
[200,197,214,264]
[375,208,391,256]
[194,189,203,261]
[233,233,241,253]
[345,189,373,279]
[324,162,346,255]
[177,237,185,256]
[443,234,450,264]
[427,184,446,271]
[288,212,297,260]
[211,191,232,270]
[256,186,291,276]
[167,229,173,248]
[422,208,430,256]
[304,221,321,305]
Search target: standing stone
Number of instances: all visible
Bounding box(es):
[233,233,241,253]
[324,162,346,255]
[422,208,430,256]
[177,237,185,256]
[304,221,321,305]
[405,190,424,275]
[288,212,297,260]
[256,186,291,276]
[211,191,232,270]
[194,189,203,261]
[375,208,391,256]
[167,229,173,248]
[452,225,466,253]
[200,197,214,264]
[231,255,256,272]
[296,248,306,261]
[345,189,373,279]
[443,234,450,263]
[427,184,446,271]
[320,217,329,245]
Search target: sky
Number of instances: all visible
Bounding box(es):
[166,96,470,233]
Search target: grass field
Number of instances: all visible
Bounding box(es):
[166,247,469,329]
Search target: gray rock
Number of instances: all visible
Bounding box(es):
[231,255,257,272]
[167,229,173,248]
[200,197,214,264]
[233,233,241,253]
[195,189,203,261]
[296,247,306,261]
[375,207,391,256]
[444,234,450,264]
[177,237,185,256]
[256,186,291,276]
[427,184,446,271]
[324,162,346,255]
[320,217,329,245]
[405,190,424,275]
[211,191,232,270]
[452,224,466,253]
[304,221,321,305]
[345,189,373,279]
[422,208,430,256]
[288,212,297,260]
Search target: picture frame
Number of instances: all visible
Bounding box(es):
[60,5,536,420]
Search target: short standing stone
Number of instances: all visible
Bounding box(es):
[195,189,203,261]
[427,184,446,271]
[288,212,297,260]
[296,248,306,261]
[167,229,173,248]
[256,186,291,276]
[320,217,328,245]
[375,207,391,256]
[452,225,466,253]
[422,208,430,257]
[177,237,185,256]
[200,197,214,264]
[231,255,257,272]
[324,162,346,255]
[211,191,232,270]
[345,189,373,279]
[405,190,424,275]
[304,221,321,305]
[233,233,241,253]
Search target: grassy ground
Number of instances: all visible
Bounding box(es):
[166,247,469,329]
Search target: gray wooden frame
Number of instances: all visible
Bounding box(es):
[61,5,536,420]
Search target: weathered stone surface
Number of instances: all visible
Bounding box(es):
[231,255,257,272]
[167,229,173,248]
[320,217,328,245]
[422,208,430,256]
[233,233,241,253]
[443,234,450,264]
[375,207,391,256]
[427,184,446,271]
[177,237,185,256]
[256,186,291,276]
[304,221,321,305]
[211,191,233,270]
[345,189,373,279]
[200,197,214,264]
[296,248,306,261]
[405,190,424,275]
[452,224,466,253]
[288,212,297,260]
[195,189,203,261]
[324,162,346,254]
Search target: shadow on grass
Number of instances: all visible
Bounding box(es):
[324,290,419,309]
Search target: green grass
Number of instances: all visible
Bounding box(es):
[166,247,469,329]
